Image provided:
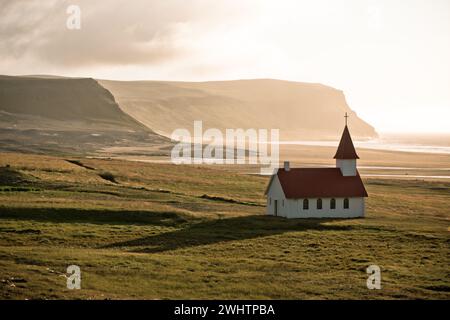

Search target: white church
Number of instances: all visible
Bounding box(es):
[265,120,368,218]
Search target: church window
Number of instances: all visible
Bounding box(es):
[344,198,349,209]
[303,199,309,210]
[317,198,322,209]
[330,198,336,209]
[269,197,272,205]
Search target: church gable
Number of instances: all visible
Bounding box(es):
[265,173,286,199]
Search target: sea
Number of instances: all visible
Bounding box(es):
[280,133,450,155]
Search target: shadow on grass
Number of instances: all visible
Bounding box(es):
[0,207,187,227]
[0,207,356,252]
[104,215,354,253]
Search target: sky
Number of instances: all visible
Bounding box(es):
[1,0,449,134]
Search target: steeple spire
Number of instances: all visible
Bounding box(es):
[334,118,359,160]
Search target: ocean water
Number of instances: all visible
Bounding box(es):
[280,133,450,155]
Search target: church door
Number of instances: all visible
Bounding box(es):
[274,200,278,216]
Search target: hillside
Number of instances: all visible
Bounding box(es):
[0,75,170,155]
[100,79,377,140]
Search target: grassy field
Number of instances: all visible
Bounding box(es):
[0,152,448,299]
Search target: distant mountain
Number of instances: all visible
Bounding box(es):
[99,79,377,140]
[0,75,170,155]
[0,75,377,155]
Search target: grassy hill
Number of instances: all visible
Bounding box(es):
[0,152,448,299]
[100,79,377,140]
[0,75,170,155]
[0,75,145,126]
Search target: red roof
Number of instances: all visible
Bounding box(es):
[268,168,368,198]
[334,125,359,159]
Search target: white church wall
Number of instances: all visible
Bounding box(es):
[267,193,365,218]
[336,159,357,176]
[286,199,300,219]
[287,197,364,218]
[266,175,287,217]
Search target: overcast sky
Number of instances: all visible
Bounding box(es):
[1,0,449,133]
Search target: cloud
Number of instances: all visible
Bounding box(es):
[1,0,449,133]
[0,0,63,58]
[0,0,256,69]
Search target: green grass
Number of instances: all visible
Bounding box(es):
[0,152,449,299]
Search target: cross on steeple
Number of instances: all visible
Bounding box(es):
[334,115,359,160]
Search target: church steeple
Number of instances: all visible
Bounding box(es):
[335,113,359,176]
[334,123,359,159]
